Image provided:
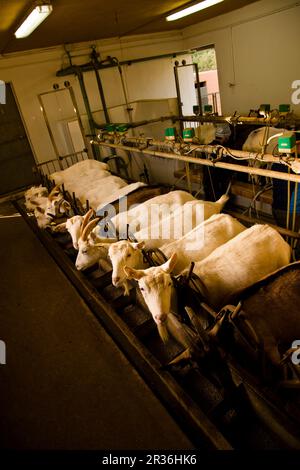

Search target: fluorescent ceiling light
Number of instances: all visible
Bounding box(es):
[15,4,53,38]
[166,0,224,21]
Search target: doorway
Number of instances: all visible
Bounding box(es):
[0,83,37,195]
[192,45,221,114]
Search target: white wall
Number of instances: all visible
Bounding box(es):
[1,0,300,169]
[0,31,185,164]
[182,0,300,115]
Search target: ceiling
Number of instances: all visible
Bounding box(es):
[0,0,258,54]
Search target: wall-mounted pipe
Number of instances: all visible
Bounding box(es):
[75,68,101,159]
[96,115,177,131]
[96,135,283,164]
[93,140,300,183]
[56,50,192,77]
[91,47,110,124]
[178,115,300,127]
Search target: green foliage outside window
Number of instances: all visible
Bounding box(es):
[192,48,217,72]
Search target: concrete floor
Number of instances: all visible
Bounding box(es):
[0,204,192,449]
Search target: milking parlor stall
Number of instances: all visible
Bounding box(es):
[1,0,300,457]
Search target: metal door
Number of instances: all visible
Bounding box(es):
[0,83,37,195]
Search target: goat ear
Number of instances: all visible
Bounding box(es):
[132,241,145,250]
[124,266,144,280]
[162,253,177,274]
[89,231,97,242]
[61,201,71,212]
[49,185,61,200]
[53,222,67,232]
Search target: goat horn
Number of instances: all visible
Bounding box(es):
[80,209,95,236]
[81,218,100,241]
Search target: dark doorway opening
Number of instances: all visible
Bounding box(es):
[0,83,38,195]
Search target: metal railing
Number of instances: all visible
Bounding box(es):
[37,150,90,177]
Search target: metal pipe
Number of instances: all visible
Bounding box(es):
[194,63,203,116]
[68,86,90,154]
[287,168,291,230]
[38,94,62,169]
[292,182,298,232]
[91,48,110,124]
[115,58,134,127]
[94,66,110,123]
[104,136,291,164]
[56,50,192,77]
[75,68,101,159]
[173,66,183,135]
[227,209,300,240]
[94,140,300,183]
[178,114,300,127]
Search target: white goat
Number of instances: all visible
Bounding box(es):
[124,254,179,342]
[111,190,197,235]
[109,212,244,290]
[109,199,231,291]
[124,224,291,341]
[50,159,110,186]
[28,185,71,229]
[191,224,291,309]
[74,191,230,283]
[73,190,200,274]
[50,159,127,210]
[134,195,229,249]
[24,185,48,212]
[54,215,84,249]
[161,213,246,274]
[75,212,112,271]
[242,127,285,154]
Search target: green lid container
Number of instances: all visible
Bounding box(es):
[279,104,290,113]
[204,104,213,113]
[116,124,128,133]
[105,124,116,132]
[183,128,195,141]
[165,127,176,137]
[278,132,296,153]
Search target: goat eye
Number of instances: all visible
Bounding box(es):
[168,282,172,287]
[140,287,144,291]
[127,253,132,258]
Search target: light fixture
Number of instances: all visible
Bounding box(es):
[15,3,53,38]
[166,0,224,22]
